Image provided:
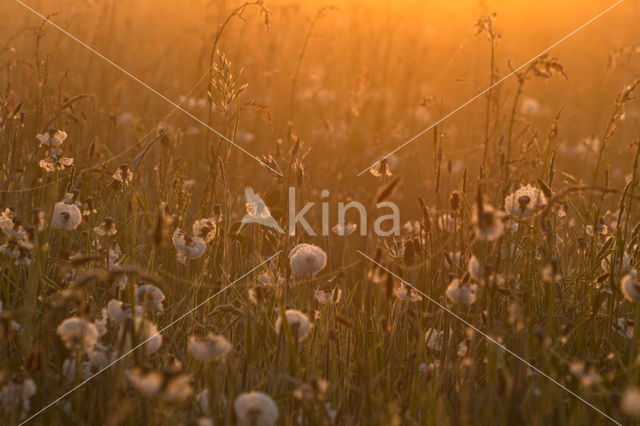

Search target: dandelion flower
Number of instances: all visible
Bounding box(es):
[39,149,74,172]
[275,309,312,342]
[289,243,327,277]
[314,288,342,304]
[192,217,217,243]
[93,217,117,236]
[82,196,97,216]
[467,255,482,281]
[112,164,134,186]
[425,328,444,352]
[234,391,279,426]
[621,270,640,302]
[394,284,422,302]
[504,185,546,219]
[0,375,37,421]
[56,317,99,351]
[52,201,82,231]
[369,158,392,178]
[331,222,357,236]
[107,299,140,324]
[36,129,67,147]
[135,284,165,313]
[188,333,232,362]
[118,317,162,356]
[446,279,478,304]
[172,228,207,264]
[126,367,192,402]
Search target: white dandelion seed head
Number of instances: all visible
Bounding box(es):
[125,368,193,402]
[135,284,165,313]
[188,333,232,362]
[0,375,37,420]
[234,391,279,426]
[172,228,207,263]
[36,129,67,147]
[331,222,357,236]
[394,284,422,302]
[116,316,162,356]
[93,217,117,236]
[288,243,327,277]
[275,309,312,342]
[467,255,482,281]
[504,185,547,219]
[425,328,444,352]
[107,299,142,325]
[192,217,217,243]
[112,166,134,185]
[56,317,99,351]
[52,202,82,231]
[446,279,478,304]
[621,270,640,302]
[314,288,342,304]
[39,150,74,172]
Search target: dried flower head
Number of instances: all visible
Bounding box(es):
[234,391,279,426]
[56,317,99,351]
[621,270,640,302]
[112,164,133,186]
[446,279,478,304]
[289,243,327,277]
[52,201,82,231]
[93,217,117,236]
[394,284,423,302]
[172,228,207,264]
[192,217,217,243]
[135,284,165,312]
[369,158,392,177]
[331,222,357,236]
[39,149,74,172]
[188,333,232,362]
[275,309,312,342]
[126,367,192,402]
[314,288,342,304]
[0,375,37,420]
[36,129,67,147]
[504,185,547,219]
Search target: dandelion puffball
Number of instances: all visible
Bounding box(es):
[36,129,67,147]
[275,309,312,342]
[621,270,640,302]
[172,228,207,264]
[504,184,546,219]
[445,279,478,304]
[234,391,279,426]
[288,243,327,277]
[188,333,232,362]
[57,317,99,351]
[52,202,82,231]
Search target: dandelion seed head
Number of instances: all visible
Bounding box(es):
[289,243,327,277]
[56,317,99,351]
[188,333,232,362]
[504,185,546,219]
[234,391,279,426]
[275,309,312,342]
